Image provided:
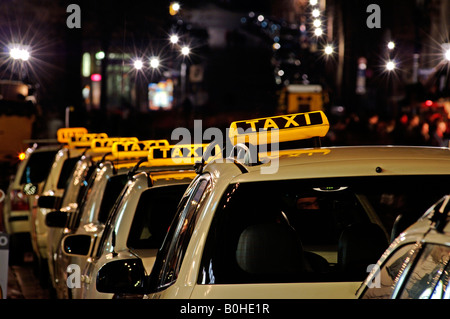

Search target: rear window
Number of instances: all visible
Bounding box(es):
[199,175,450,285]
[127,184,189,249]
[20,149,58,184]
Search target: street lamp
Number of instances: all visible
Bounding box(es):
[134,59,144,70]
[150,57,160,69]
[9,47,30,61]
[9,45,31,80]
[313,19,322,28]
[312,8,320,18]
[386,60,396,72]
[324,44,334,55]
[387,41,395,50]
[445,49,450,62]
[170,34,179,45]
[181,45,190,56]
[179,45,190,103]
[314,27,323,37]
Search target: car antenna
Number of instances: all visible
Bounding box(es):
[434,196,450,233]
[99,152,112,165]
[128,158,147,179]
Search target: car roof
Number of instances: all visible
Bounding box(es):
[205,145,450,183]
[31,144,61,152]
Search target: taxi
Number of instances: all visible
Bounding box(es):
[44,136,139,294]
[3,143,59,264]
[357,195,450,299]
[61,144,202,299]
[97,111,450,299]
[50,138,175,299]
[30,128,108,282]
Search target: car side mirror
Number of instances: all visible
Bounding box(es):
[62,234,94,257]
[96,259,147,294]
[45,210,69,228]
[38,195,62,210]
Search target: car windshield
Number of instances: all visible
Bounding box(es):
[199,175,450,285]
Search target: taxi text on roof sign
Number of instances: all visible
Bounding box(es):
[148,143,222,165]
[112,139,170,160]
[56,127,88,144]
[91,137,139,153]
[228,111,329,146]
[68,133,108,148]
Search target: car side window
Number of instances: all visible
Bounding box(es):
[360,243,419,299]
[155,175,210,289]
[57,156,81,189]
[20,150,58,184]
[127,184,190,250]
[397,244,450,299]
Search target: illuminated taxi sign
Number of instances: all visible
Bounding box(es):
[148,143,222,165]
[56,127,88,144]
[67,133,109,148]
[228,111,329,145]
[91,137,139,153]
[112,139,170,160]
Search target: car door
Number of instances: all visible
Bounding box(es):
[147,175,210,299]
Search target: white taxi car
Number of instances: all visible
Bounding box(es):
[357,194,450,299]
[98,111,450,299]
[44,137,139,293]
[3,143,59,264]
[52,138,173,299]
[30,128,108,282]
[62,145,201,298]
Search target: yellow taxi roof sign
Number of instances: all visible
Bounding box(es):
[67,133,109,148]
[229,111,329,145]
[91,137,139,153]
[57,127,88,144]
[112,139,170,160]
[148,143,222,165]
